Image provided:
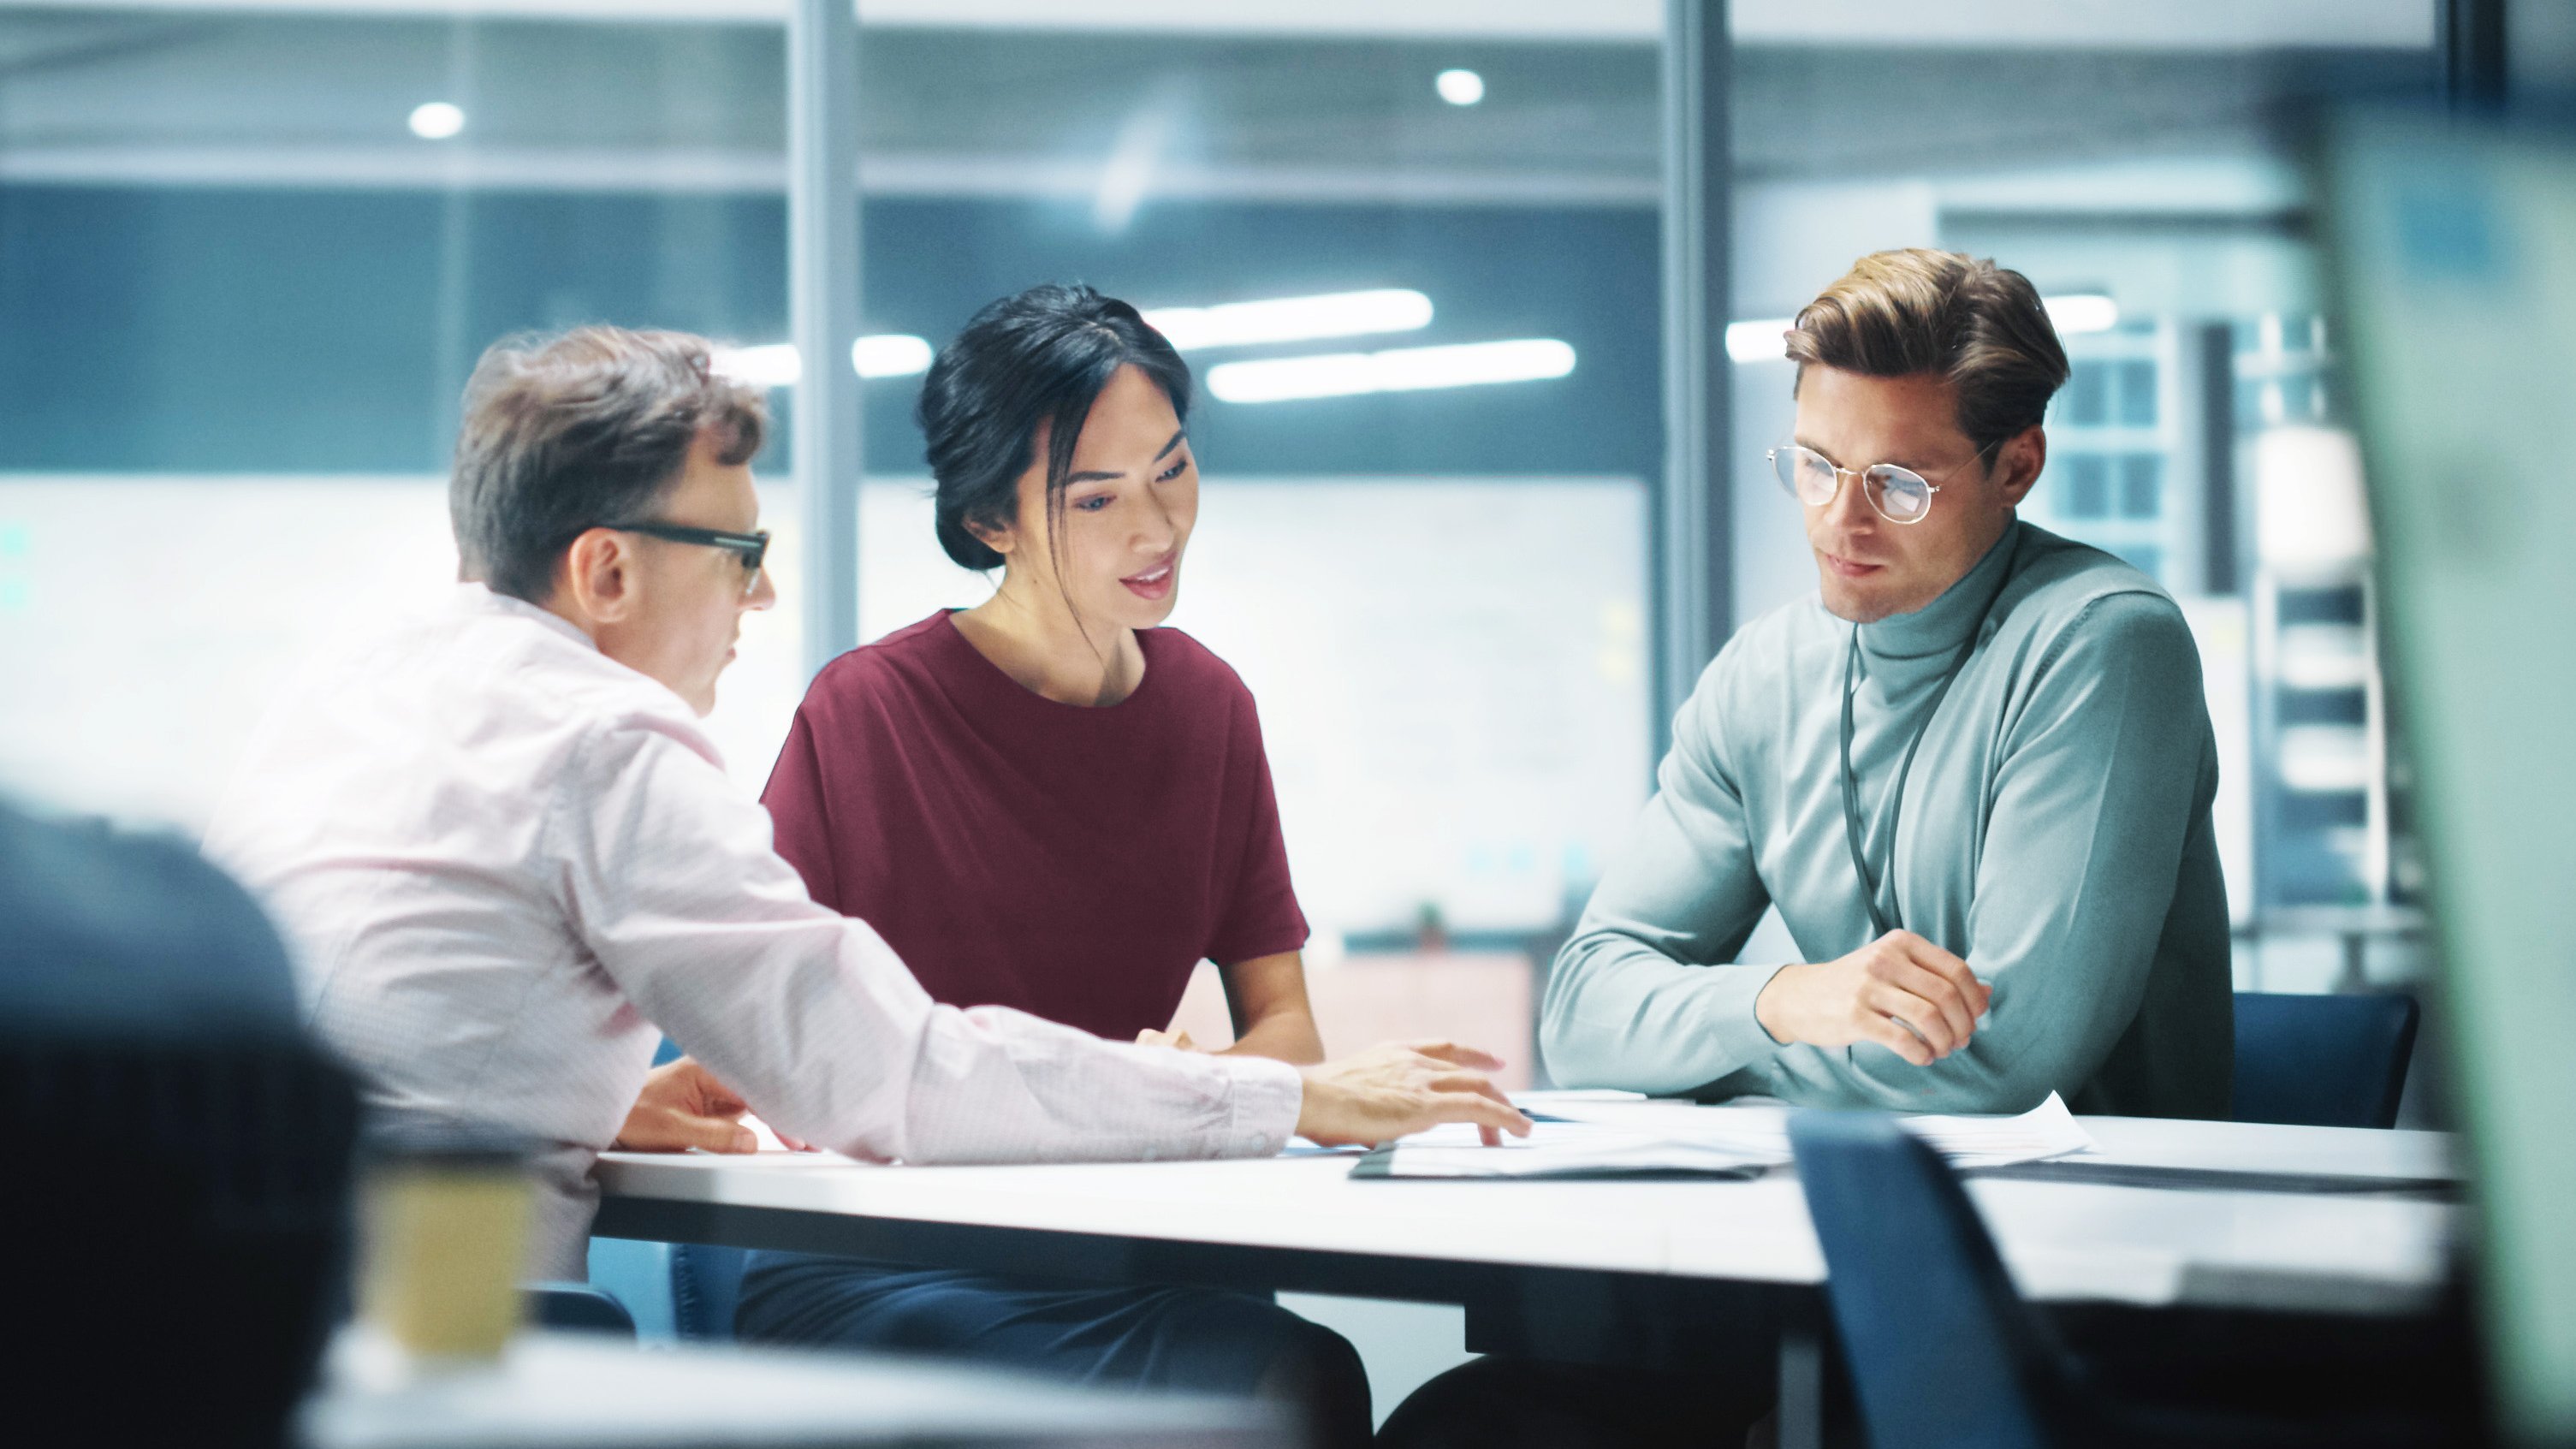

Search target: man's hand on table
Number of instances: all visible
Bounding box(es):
[1296,1041,1534,1149]
[1753,929,1993,1066]
[614,1056,810,1154]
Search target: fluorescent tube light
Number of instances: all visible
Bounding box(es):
[1207,338,1574,404]
[1727,319,1792,364]
[711,335,933,388]
[852,333,934,377]
[2045,293,2121,334]
[1143,288,1433,351]
[717,342,802,388]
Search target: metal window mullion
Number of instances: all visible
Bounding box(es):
[1655,0,1732,769]
[791,0,863,680]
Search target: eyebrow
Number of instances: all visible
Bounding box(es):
[1791,437,1943,473]
[1065,429,1188,484]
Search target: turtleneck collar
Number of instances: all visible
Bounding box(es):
[1855,518,2026,663]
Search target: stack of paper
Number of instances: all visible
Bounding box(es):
[1354,1094,2097,1180]
[1895,1094,2097,1169]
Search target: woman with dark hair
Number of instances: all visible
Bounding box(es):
[731,284,1412,1446]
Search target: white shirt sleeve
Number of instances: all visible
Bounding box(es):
[548,710,1304,1163]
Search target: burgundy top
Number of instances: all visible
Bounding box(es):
[761,611,1309,1041]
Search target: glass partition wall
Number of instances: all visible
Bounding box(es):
[1722,1,2449,1001]
[3,0,2452,1078]
[0,3,1667,1085]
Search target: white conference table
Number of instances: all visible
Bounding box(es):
[592,1107,2463,1443]
[305,1329,1288,1448]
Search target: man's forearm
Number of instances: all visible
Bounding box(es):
[1540,928,1787,1093]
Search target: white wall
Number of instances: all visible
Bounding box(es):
[0,472,1649,940]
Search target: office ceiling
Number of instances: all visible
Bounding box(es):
[0,8,2437,208]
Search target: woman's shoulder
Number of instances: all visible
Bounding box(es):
[1141,626,1255,703]
[805,611,958,702]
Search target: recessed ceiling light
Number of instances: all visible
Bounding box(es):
[1435,69,1485,107]
[407,102,466,140]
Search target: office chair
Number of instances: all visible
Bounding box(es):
[525,1280,640,1337]
[1788,1110,2454,1448]
[10,1035,360,1446]
[2231,992,2419,1129]
[3,805,361,1448]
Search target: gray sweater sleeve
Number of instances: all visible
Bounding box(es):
[1760,591,2213,1112]
[1540,644,1789,1092]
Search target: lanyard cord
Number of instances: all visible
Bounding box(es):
[1838,532,2023,937]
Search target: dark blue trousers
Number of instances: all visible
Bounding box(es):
[735,1250,1369,1440]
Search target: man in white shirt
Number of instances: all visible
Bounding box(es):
[205,326,1528,1290]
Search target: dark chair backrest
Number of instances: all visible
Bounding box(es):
[1789,1111,2063,1449]
[525,1280,639,1338]
[7,1034,359,1447]
[3,805,359,1448]
[2231,992,2419,1130]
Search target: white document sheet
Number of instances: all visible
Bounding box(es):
[1894,1094,2099,1168]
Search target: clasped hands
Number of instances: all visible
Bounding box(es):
[1754,929,1993,1066]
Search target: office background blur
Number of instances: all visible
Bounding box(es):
[0,0,2529,1090]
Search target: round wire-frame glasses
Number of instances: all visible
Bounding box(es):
[1766,442,1996,526]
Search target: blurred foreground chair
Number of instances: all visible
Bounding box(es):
[2231,992,2419,1130]
[1,802,359,1448]
[1788,1110,2457,1448]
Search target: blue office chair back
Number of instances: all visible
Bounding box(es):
[2231,992,2419,1129]
[1790,1111,2063,1449]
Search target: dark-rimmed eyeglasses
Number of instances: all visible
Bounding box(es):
[1766,442,1996,526]
[603,520,770,581]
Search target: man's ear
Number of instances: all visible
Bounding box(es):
[1994,426,2047,508]
[557,527,642,623]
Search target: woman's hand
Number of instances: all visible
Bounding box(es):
[1294,1041,1533,1149]
[1135,1027,1202,1052]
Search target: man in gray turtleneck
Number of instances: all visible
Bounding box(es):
[1541,248,2230,1119]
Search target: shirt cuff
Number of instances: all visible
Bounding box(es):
[1713,964,1796,1063]
[1214,1054,1305,1156]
